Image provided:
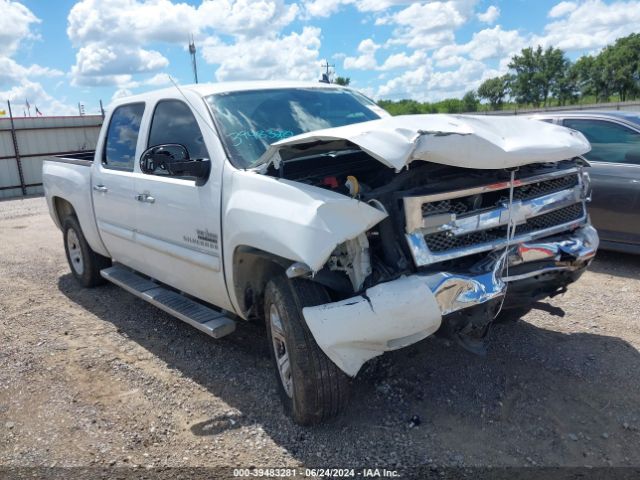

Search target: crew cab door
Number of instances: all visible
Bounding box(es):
[562,118,640,246]
[92,102,148,271]
[132,98,231,310]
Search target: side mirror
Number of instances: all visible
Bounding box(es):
[140,144,211,183]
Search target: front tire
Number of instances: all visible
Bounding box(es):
[264,276,350,425]
[63,216,111,288]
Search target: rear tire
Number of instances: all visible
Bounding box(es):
[63,216,111,288]
[264,276,350,425]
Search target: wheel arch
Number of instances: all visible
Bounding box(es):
[231,245,294,321]
[49,194,110,258]
[52,196,77,227]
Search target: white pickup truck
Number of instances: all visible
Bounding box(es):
[43,81,598,424]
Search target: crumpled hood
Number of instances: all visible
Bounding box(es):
[258,114,591,171]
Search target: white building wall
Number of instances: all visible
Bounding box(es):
[0,115,102,199]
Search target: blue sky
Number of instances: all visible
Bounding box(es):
[1,0,639,116]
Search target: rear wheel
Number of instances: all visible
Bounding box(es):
[264,276,350,425]
[63,216,111,287]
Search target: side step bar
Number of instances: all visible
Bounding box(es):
[100,265,236,339]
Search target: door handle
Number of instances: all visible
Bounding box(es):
[93,185,108,193]
[136,193,155,204]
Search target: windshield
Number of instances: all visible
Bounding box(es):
[206,88,382,168]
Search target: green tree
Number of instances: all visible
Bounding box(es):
[437,98,464,113]
[462,90,479,112]
[600,34,640,101]
[508,45,569,107]
[553,65,579,106]
[508,46,543,106]
[541,46,570,106]
[572,55,598,99]
[477,76,510,109]
[334,76,351,86]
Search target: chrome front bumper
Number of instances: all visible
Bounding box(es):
[303,224,598,376]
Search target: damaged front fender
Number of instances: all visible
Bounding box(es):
[223,169,387,316]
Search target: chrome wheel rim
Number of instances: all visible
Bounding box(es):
[270,304,293,398]
[66,228,84,275]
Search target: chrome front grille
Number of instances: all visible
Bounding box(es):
[512,174,579,202]
[404,168,590,267]
[424,203,585,253]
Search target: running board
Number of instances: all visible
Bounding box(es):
[100,265,236,339]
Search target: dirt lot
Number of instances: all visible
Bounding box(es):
[1,196,640,470]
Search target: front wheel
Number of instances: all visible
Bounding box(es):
[63,216,111,288]
[264,276,350,425]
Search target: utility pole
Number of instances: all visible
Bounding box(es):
[320,60,335,83]
[189,35,199,84]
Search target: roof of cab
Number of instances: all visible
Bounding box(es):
[108,80,347,108]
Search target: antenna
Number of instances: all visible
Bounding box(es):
[320,60,335,83]
[189,35,199,84]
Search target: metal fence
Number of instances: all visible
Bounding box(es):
[0,103,102,200]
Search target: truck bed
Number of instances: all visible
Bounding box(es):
[49,150,96,166]
[43,150,108,257]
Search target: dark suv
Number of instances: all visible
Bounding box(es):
[531,111,640,254]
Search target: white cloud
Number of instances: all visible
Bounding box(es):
[0,1,75,115]
[6,0,640,113]
[0,57,63,86]
[143,73,172,87]
[477,5,500,24]
[434,54,466,69]
[302,0,348,18]
[548,1,577,18]
[71,44,169,86]
[355,0,424,11]
[379,50,427,70]
[343,39,381,70]
[111,88,133,101]
[427,58,485,94]
[538,0,640,51]
[0,79,77,116]
[376,56,489,101]
[67,0,300,85]
[201,26,322,82]
[302,0,424,17]
[67,0,298,44]
[377,62,433,99]
[434,26,526,62]
[343,41,427,72]
[377,0,478,49]
[0,0,40,56]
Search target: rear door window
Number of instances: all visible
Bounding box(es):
[103,103,145,171]
[563,118,640,164]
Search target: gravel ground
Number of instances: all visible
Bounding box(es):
[1,196,640,470]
